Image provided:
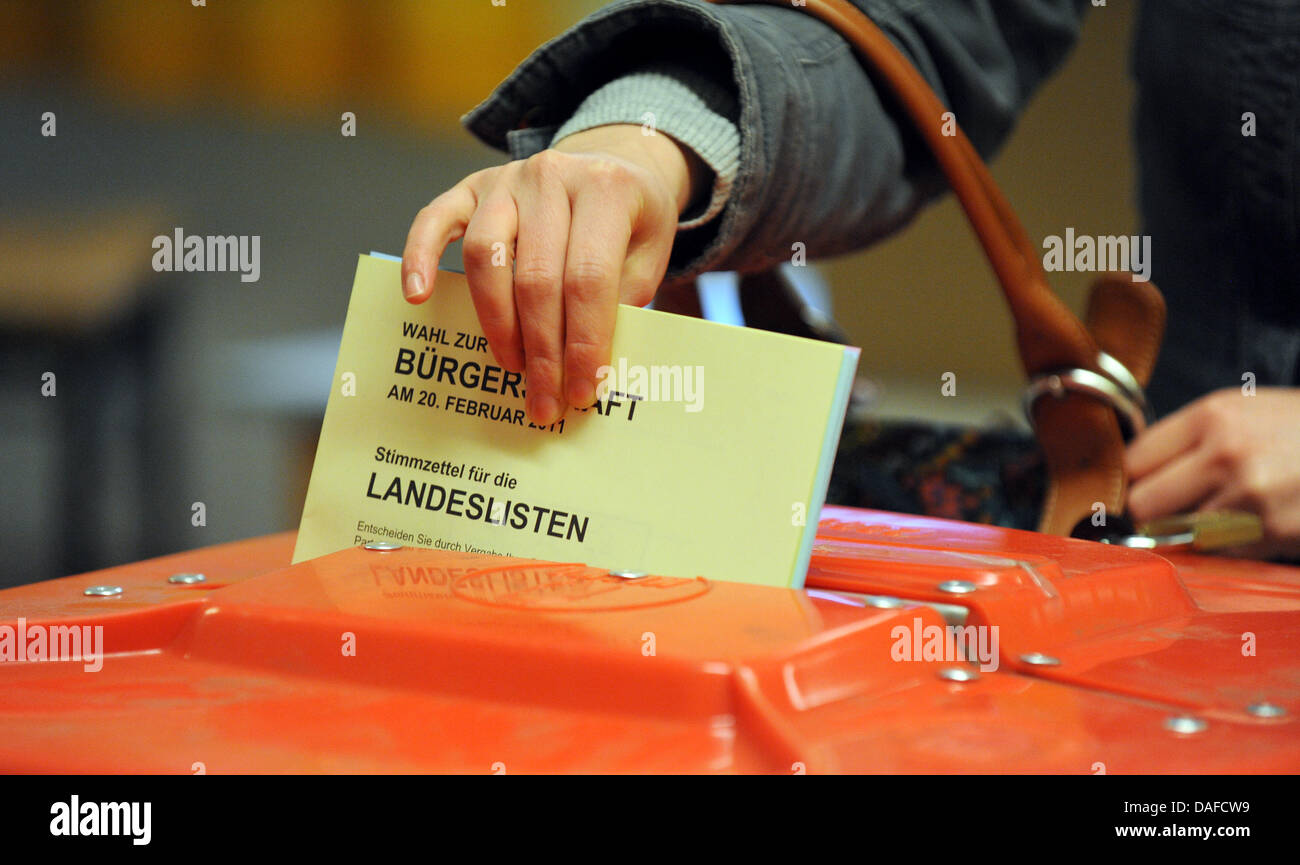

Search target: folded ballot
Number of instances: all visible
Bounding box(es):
[293,254,859,588]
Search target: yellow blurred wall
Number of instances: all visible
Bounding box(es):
[2,0,606,130]
[3,0,1135,422]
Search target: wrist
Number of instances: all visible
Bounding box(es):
[551,123,706,216]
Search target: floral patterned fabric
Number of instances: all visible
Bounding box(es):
[826,419,1046,530]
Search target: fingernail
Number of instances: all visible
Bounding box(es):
[530,394,559,426]
[403,271,425,300]
[567,378,596,408]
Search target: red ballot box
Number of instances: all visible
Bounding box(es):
[0,506,1295,774]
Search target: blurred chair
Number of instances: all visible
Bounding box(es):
[0,207,175,584]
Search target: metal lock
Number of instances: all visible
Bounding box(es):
[1076,510,1263,552]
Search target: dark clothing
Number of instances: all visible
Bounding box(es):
[1135,0,1300,414]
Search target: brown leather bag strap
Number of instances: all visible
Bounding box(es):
[708,0,1165,536]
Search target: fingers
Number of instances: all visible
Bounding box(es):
[563,182,633,409]
[404,146,677,426]
[513,153,572,425]
[1125,403,1201,479]
[462,186,523,371]
[1126,391,1238,520]
[1127,448,1223,522]
[620,202,675,308]
[401,175,483,305]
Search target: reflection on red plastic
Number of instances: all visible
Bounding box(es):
[0,507,1294,773]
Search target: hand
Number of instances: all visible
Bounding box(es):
[1126,387,1300,559]
[402,124,705,425]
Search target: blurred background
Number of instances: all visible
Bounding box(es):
[0,0,1137,587]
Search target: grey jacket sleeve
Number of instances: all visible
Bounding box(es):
[460,0,1092,279]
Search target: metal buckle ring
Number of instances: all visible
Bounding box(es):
[1022,365,1154,440]
[1096,351,1151,420]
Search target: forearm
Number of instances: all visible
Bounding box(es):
[550,123,706,218]
[460,0,1092,277]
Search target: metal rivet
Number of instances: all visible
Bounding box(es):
[1164,715,1208,735]
[863,595,908,609]
[363,541,403,552]
[1020,652,1062,667]
[167,572,206,585]
[83,585,122,597]
[609,570,648,580]
[1247,702,1287,719]
[937,580,977,594]
[938,667,980,683]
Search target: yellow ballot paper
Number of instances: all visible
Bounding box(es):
[293,254,860,588]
